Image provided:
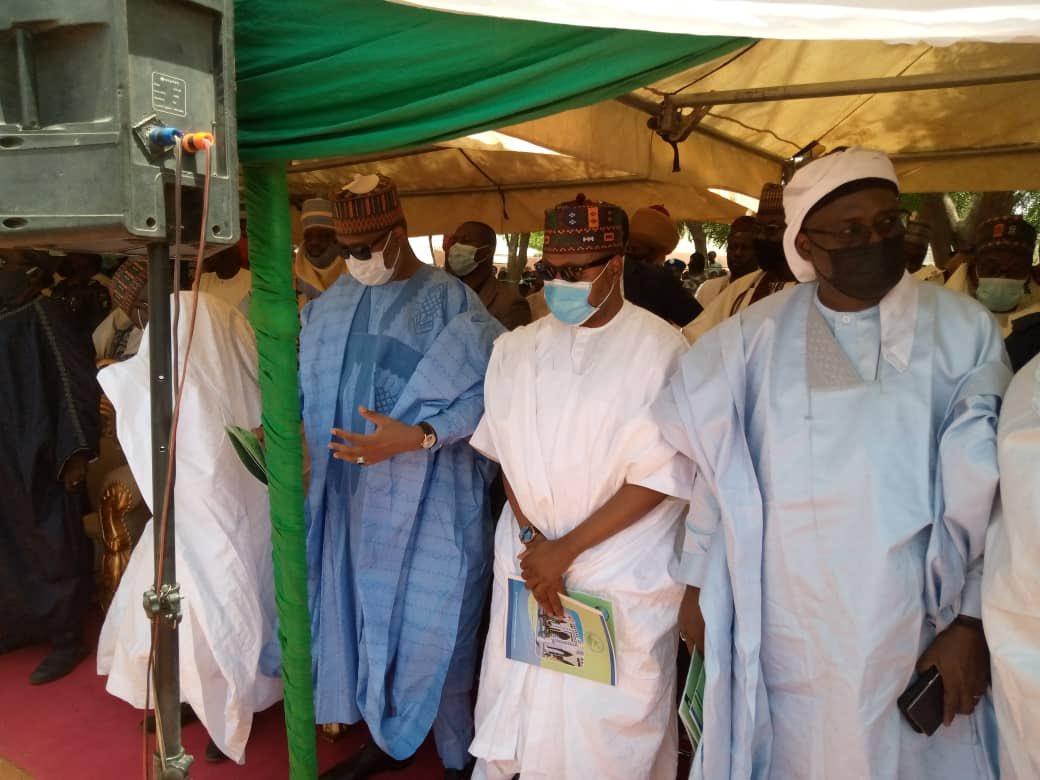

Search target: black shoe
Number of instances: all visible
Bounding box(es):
[142,702,198,734]
[28,637,88,685]
[205,737,229,764]
[444,758,476,779]
[319,742,413,780]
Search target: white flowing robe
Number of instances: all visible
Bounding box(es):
[96,292,282,763]
[469,302,691,780]
[983,352,1040,780]
[655,276,1009,780]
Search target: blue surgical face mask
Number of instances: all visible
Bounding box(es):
[975,276,1026,313]
[544,264,614,326]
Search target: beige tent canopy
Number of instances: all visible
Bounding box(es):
[505,39,1040,202]
[287,39,1040,236]
[286,131,747,236]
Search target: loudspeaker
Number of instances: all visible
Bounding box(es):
[0,0,238,254]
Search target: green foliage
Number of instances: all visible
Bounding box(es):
[899,193,923,213]
[528,231,544,252]
[702,222,731,247]
[1016,191,1040,228]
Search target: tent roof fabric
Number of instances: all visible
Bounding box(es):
[394,1,1040,42]
[234,0,748,163]
[496,38,1040,197]
[286,136,747,233]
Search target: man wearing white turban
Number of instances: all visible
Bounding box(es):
[654,147,1007,779]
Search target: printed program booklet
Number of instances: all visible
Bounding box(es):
[505,576,617,686]
[679,649,706,752]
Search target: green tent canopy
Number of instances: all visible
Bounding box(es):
[235,0,747,162]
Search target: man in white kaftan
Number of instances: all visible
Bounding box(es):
[469,195,690,780]
[655,148,1008,780]
[97,291,281,764]
[982,351,1040,780]
[683,185,796,346]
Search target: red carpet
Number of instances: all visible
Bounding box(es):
[0,624,443,780]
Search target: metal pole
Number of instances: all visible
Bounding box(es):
[664,65,1040,107]
[145,241,191,780]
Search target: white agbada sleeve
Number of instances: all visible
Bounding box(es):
[983,353,1040,780]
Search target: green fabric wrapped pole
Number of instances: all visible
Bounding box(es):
[243,163,317,779]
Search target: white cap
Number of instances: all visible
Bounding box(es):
[782,147,900,282]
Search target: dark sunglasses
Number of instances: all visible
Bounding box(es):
[341,229,392,260]
[535,252,617,283]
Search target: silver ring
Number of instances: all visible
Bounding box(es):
[356,456,365,466]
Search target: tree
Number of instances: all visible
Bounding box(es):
[679,221,729,258]
[504,232,531,281]
[911,191,1034,269]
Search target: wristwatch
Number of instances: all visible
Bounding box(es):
[518,525,542,545]
[418,421,438,450]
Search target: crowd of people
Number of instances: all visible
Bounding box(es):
[1,146,1039,780]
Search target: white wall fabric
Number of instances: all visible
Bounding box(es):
[394,1,1040,43]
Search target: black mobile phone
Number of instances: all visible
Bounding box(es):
[898,666,944,736]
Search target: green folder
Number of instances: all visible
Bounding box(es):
[679,649,706,754]
[226,425,268,485]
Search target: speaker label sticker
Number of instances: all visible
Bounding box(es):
[152,73,187,118]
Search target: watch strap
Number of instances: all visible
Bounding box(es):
[418,421,437,449]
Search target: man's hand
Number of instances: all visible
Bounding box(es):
[524,570,567,619]
[916,618,990,727]
[329,406,423,467]
[678,586,705,655]
[60,453,89,493]
[517,536,578,611]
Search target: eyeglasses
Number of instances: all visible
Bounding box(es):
[535,252,617,283]
[341,229,391,260]
[803,209,909,249]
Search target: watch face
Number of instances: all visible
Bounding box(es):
[519,526,535,543]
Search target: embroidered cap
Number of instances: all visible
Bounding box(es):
[333,174,405,239]
[977,215,1037,257]
[543,193,628,255]
[110,260,148,315]
[301,198,335,233]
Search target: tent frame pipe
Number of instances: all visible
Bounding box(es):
[891,143,1040,161]
[287,145,444,174]
[397,175,648,197]
[664,65,1040,107]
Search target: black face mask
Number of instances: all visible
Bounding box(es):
[819,235,906,301]
[753,239,790,277]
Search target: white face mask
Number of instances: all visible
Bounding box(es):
[447,243,484,277]
[345,233,402,286]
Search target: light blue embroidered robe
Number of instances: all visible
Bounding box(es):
[300,266,503,765]
[654,278,1010,780]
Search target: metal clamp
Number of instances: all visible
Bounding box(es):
[157,748,194,780]
[142,583,184,627]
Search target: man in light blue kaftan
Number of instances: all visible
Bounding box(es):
[301,175,503,780]
[654,149,1010,780]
